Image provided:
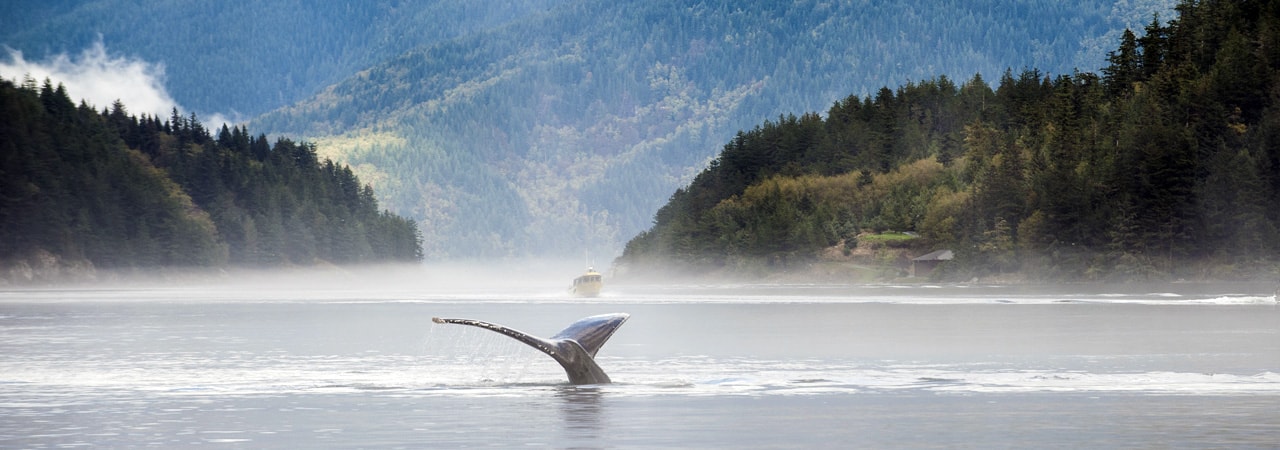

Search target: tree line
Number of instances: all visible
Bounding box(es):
[618,0,1280,281]
[0,77,422,281]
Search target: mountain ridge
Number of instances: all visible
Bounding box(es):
[253,0,1175,260]
[3,0,1177,260]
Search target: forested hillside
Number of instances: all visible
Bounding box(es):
[248,0,1175,259]
[0,78,422,283]
[617,0,1280,281]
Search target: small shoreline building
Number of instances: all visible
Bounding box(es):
[911,249,953,277]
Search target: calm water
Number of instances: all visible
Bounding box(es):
[1,277,1278,448]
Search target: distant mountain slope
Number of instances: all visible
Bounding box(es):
[252,0,1175,259]
[0,0,562,118]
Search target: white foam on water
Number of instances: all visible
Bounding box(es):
[8,352,1275,403]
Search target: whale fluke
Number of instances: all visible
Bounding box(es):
[431,313,629,385]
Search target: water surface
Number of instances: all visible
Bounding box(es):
[1,281,1277,447]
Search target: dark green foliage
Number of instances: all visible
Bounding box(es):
[0,79,223,269]
[620,0,1280,280]
[0,79,422,276]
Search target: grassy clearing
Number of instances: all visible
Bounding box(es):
[858,232,919,248]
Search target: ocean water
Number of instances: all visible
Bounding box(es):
[1,279,1277,448]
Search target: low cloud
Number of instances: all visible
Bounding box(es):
[202,111,245,131]
[1,40,182,119]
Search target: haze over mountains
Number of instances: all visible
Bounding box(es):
[2,0,1175,261]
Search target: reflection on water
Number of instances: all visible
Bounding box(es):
[558,386,604,441]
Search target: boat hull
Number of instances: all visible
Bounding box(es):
[571,271,603,297]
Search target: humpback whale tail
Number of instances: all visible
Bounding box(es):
[431,313,629,385]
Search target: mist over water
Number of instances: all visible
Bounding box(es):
[1,270,1277,447]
